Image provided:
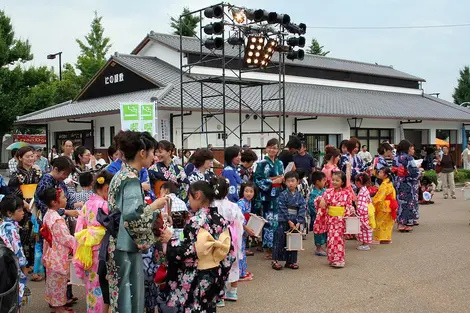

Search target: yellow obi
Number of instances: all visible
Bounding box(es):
[328,206,345,217]
[195,228,231,270]
[74,225,106,270]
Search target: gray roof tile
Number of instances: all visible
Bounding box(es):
[17,54,470,124]
[147,32,425,82]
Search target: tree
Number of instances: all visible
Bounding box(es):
[307,38,330,56]
[452,66,470,107]
[170,7,201,37]
[76,11,112,82]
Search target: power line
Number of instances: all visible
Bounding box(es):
[307,23,470,30]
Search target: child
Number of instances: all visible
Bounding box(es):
[418,176,435,205]
[314,171,354,268]
[272,171,306,270]
[0,194,28,308]
[74,171,113,313]
[239,149,258,183]
[31,211,45,282]
[373,168,397,243]
[40,187,76,313]
[212,177,244,304]
[69,172,94,236]
[237,182,257,281]
[355,173,372,251]
[160,181,189,241]
[308,171,327,256]
[163,180,235,312]
[296,168,310,239]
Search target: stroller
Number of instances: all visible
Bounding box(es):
[0,238,19,313]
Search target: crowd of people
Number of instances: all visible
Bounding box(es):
[0,132,445,313]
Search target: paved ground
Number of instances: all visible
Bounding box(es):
[23,191,470,313]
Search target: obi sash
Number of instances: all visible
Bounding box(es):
[74,225,106,270]
[328,206,345,217]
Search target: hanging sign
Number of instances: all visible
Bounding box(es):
[120,102,156,136]
[159,118,170,141]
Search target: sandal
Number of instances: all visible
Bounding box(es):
[246,250,254,256]
[285,263,299,270]
[398,225,407,232]
[404,226,413,232]
[271,261,282,270]
[31,274,44,281]
[264,254,272,260]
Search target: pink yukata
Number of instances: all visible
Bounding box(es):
[314,188,354,267]
[74,194,108,313]
[356,186,372,244]
[42,210,76,307]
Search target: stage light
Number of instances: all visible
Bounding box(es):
[227,36,244,46]
[204,5,223,19]
[204,22,224,35]
[267,12,291,25]
[245,9,256,21]
[287,49,305,61]
[232,9,246,23]
[254,9,269,22]
[260,39,277,68]
[285,23,307,35]
[204,37,224,50]
[244,35,266,67]
[287,36,306,48]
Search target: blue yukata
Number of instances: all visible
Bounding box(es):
[222,164,243,203]
[35,173,75,217]
[31,214,45,275]
[272,189,306,264]
[254,156,284,249]
[339,153,367,181]
[394,152,421,225]
[237,198,251,277]
[149,161,188,201]
[307,187,327,246]
[107,159,156,200]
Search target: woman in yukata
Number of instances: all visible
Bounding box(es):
[253,138,285,259]
[106,131,170,313]
[187,148,215,184]
[162,180,235,313]
[222,145,243,203]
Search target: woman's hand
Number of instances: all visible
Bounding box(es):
[151,196,170,211]
[90,155,97,169]
[141,182,151,192]
[272,177,283,184]
[74,202,84,209]
[159,228,173,243]
[65,210,79,218]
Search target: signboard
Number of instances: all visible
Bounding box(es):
[13,134,46,145]
[120,102,156,136]
[159,118,170,141]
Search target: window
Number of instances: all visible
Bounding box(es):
[110,126,115,145]
[100,127,105,147]
[350,128,393,156]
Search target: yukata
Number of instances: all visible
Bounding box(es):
[31,214,45,276]
[150,161,188,201]
[273,189,306,264]
[9,166,42,267]
[339,153,367,182]
[107,159,156,200]
[107,162,160,313]
[314,188,354,266]
[74,194,108,313]
[237,198,251,278]
[187,168,215,185]
[42,210,75,307]
[167,193,189,240]
[213,198,244,283]
[142,243,166,313]
[356,186,372,244]
[0,174,9,195]
[222,164,243,203]
[307,187,327,246]
[0,217,28,306]
[238,165,252,183]
[322,164,339,188]
[373,178,396,242]
[35,173,74,218]
[394,152,421,226]
[373,155,389,185]
[253,156,284,249]
[164,207,235,313]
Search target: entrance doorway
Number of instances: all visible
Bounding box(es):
[304,134,342,165]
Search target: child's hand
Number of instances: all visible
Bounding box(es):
[288,221,295,229]
[246,227,256,237]
[295,223,300,230]
[159,228,173,243]
[319,198,326,208]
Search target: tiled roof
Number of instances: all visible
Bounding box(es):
[17,54,470,124]
[147,32,425,82]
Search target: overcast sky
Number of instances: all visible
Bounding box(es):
[3,0,469,102]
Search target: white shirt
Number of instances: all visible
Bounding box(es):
[358,151,373,163]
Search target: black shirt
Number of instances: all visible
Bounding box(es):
[294,153,316,173]
[278,150,294,169]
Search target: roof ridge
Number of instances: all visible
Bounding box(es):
[114,52,156,60]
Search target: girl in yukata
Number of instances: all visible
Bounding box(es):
[73,170,114,313]
[211,177,244,305]
[238,149,258,183]
[222,145,243,203]
[322,146,341,188]
[39,187,76,313]
[314,170,355,268]
[253,138,284,259]
[187,148,215,185]
[373,142,394,185]
[237,182,257,281]
[0,194,28,309]
[162,180,235,313]
[354,173,372,251]
[373,167,397,244]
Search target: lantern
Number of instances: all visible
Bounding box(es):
[285,229,303,251]
[246,213,267,238]
[345,216,361,234]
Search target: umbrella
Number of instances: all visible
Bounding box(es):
[435,138,450,147]
[6,142,31,150]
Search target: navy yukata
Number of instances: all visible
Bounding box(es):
[222,164,243,203]
[272,189,306,264]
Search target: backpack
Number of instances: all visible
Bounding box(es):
[0,238,19,313]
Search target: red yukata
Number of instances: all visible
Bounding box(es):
[356,187,372,244]
[314,188,354,267]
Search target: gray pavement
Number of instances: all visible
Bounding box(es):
[23,191,470,313]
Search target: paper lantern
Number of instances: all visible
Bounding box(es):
[285,229,303,251]
[345,217,360,234]
[69,261,84,286]
[246,213,267,238]
[20,184,37,199]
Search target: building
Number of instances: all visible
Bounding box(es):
[16,31,470,162]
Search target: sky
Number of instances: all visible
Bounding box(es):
[2,0,469,102]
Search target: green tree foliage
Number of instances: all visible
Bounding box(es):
[170,7,202,37]
[307,38,330,56]
[76,11,112,82]
[452,66,470,107]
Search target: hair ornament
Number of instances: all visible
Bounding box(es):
[97,177,105,185]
